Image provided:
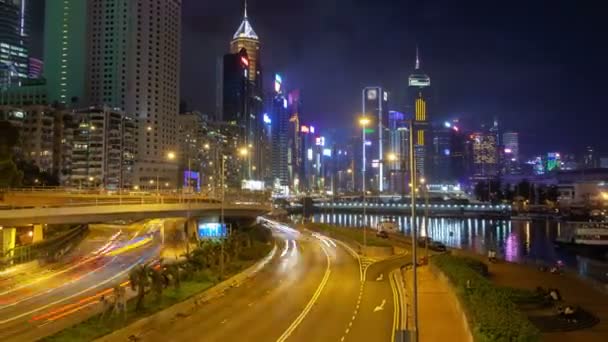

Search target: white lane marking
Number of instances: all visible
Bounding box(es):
[376,273,384,281]
[290,240,297,257]
[221,319,228,324]
[0,255,146,325]
[390,271,399,342]
[280,240,289,258]
[321,238,331,248]
[276,242,331,342]
[332,239,363,282]
[374,299,386,312]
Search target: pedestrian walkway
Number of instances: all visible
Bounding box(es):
[404,266,471,342]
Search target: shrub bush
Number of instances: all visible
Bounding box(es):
[432,254,540,342]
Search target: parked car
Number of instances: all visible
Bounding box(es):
[376,230,389,239]
[429,241,447,252]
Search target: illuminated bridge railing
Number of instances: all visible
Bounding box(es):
[316,202,512,212]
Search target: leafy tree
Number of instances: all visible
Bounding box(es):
[515,180,531,200]
[0,121,23,187]
[503,183,515,202]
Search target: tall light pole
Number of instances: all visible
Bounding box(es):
[163,151,176,198]
[359,116,370,249]
[347,168,354,193]
[408,119,419,341]
[239,147,249,183]
[421,177,430,261]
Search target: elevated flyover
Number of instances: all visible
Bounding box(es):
[0,202,270,226]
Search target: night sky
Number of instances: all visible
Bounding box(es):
[30,0,608,157]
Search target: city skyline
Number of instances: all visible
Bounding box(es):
[2,3,608,342]
[26,0,608,155]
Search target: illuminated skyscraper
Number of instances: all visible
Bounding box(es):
[270,74,289,187]
[43,0,182,187]
[362,86,389,192]
[471,132,498,177]
[230,1,260,84]
[502,132,519,161]
[43,0,87,105]
[0,0,29,88]
[89,0,181,187]
[224,1,264,180]
[408,47,431,179]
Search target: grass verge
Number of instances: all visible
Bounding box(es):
[432,254,540,342]
[306,223,393,247]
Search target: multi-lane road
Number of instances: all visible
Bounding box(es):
[129,221,407,342]
[0,221,163,341]
[1,218,408,341]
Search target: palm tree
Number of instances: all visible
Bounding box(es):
[129,264,151,311]
[149,267,164,302]
[167,264,181,290]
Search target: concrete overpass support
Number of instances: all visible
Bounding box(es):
[2,227,16,260]
[186,218,198,241]
[33,224,44,243]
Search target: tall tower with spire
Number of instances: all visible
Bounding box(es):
[408,47,431,178]
[230,1,260,84]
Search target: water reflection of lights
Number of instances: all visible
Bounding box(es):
[299,213,608,286]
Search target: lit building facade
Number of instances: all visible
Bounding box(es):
[0,105,73,183]
[471,132,498,178]
[0,0,29,88]
[361,86,389,192]
[287,90,302,192]
[43,0,87,106]
[387,110,409,193]
[408,48,431,180]
[28,57,42,79]
[270,74,289,188]
[221,3,264,181]
[230,2,260,84]
[70,107,136,189]
[87,0,181,188]
[0,78,46,106]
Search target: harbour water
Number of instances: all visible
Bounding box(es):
[310,213,608,286]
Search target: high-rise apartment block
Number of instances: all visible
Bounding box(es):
[44,0,182,187]
[70,107,136,189]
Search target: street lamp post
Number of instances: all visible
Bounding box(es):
[359,116,371,250]
[408,119,419,341]
[239,147,249,184]
[421,178,430,261]
[219,154,227,279]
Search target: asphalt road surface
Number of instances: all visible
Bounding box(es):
[0,221,162,341]
[136,222,404,342]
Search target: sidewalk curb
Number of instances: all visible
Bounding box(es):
[94,243,277,342]
[427,264,474,342]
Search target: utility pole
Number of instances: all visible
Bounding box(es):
[360,116,370,249]
[408,119,419,341]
